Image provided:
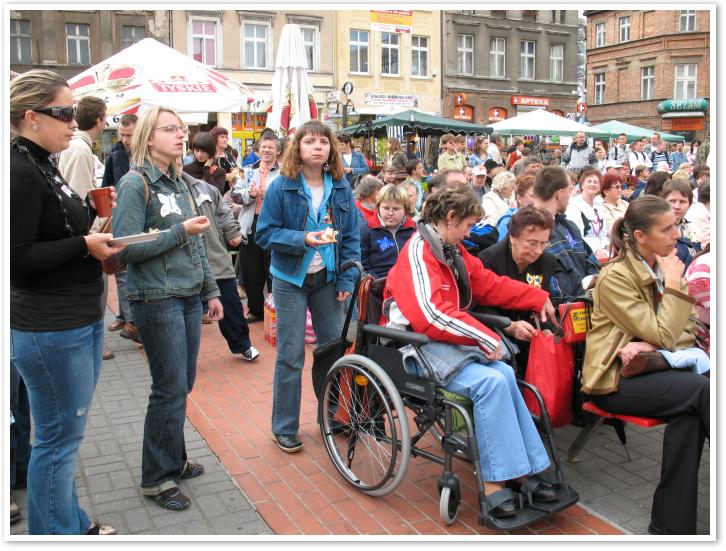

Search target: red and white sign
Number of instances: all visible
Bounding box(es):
[511,95,550,107]
[150,81,218,93]
[488,107,507,122]
[454,105,474,121]
[455,93,467,105]
[577,101,588,114]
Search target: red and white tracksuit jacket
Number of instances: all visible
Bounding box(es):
[381,230,549,355]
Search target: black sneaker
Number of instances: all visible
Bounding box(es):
[180,461,204,479]
[272,433,303,453]
[238,346,260,361]
[153,487,191,511]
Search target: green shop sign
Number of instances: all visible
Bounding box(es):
[657,98,709,113]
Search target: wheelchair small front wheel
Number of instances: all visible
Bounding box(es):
[439,483,461,525]
[318,354,411,497]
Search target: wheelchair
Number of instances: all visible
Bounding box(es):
[314,261,579,530]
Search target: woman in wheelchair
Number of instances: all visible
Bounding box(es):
[382,185,563,521]
[581,195,709,535]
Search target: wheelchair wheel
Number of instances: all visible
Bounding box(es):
[318,354,411,497]
[439,483,461,525]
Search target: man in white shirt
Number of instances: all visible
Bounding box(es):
[487,134,503,165]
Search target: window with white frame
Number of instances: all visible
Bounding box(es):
[641,66,655,100]
[350,29,369,73]
[520,40,535,80]
[412,35,428,77]
[191,19,218,66]
[674,63,697,100]
[299,25,318,72]
[549,43,563,82]
[594,73,605,104]
[381,32,399,76]
[619,16,630,43]
[10,20,32,64]
[680,10,696,32]
[489,37,505,77]
[66,23,90,65]
[595,22,605,47]
[121,25,145,48]
[242,23,268,69]
[457,34,474,75]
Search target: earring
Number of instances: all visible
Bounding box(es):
[32,124,39,131]
[323,162,330,172]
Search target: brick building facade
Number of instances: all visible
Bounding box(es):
[584,10,711,142]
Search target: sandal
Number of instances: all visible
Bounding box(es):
[86,521,117,535]
[181,461,205,479]
[154,486,191,511]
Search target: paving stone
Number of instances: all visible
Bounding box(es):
[123,507,155,534]
[86,473,113,494]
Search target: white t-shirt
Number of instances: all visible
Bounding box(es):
[343,153,352,166]
[307,185,326,274]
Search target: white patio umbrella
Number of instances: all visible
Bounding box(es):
[67,38,255,122]
[266,24,318,136]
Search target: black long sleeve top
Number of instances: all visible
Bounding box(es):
[11,136,103,331]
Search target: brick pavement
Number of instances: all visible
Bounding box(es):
[10,277,710,537]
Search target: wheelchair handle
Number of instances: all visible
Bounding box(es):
[340,259,365,276]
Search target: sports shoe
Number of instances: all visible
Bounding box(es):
[238,346,260,361]
[153,487,191,511]
[180,461,205,479]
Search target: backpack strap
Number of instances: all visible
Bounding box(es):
[127,169,151,205]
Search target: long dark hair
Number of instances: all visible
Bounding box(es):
[609,196,671,260]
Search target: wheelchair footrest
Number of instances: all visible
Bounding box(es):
[478,495,547,531]
[527,483,579,515]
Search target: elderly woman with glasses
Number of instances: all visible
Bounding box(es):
[600,173,629,236]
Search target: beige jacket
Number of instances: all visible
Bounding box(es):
[58,130,105,232]
[581,246,697,395]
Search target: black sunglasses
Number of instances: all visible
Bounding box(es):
[34,105,77,123]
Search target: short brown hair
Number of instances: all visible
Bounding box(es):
[280,120,343,181]
[514,173,536,199]
[421,185,483,224]
[533,166,570,201]
[119,114,138,127]
[75,96,107,131]
[376,183,410,212]
[508,205,554,238]
[661,179,693,205]
[440,133,455,145]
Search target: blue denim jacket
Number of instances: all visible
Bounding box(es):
[114,160,220,302]
[255,173,361,293]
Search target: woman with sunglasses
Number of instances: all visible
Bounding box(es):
[114,107,223,511]
[10,70,124,534]
[600,173,629,236]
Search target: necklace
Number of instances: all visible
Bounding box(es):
[12,137,90,237]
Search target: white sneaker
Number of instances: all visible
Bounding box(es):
[239,346,260,361]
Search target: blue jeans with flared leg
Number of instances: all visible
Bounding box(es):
[271,272,344,436]
[10,320,103,534]
[131,295,202,494]
[444,360,551,482]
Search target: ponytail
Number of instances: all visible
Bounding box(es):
[609,196,672,261]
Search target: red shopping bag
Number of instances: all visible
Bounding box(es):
[523,330,574,428]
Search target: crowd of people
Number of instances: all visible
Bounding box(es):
[10,67,710,536]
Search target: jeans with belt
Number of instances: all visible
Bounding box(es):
[444,360,551,482]
[10,320,104,534]
[131,295,202,494]
[271,271,344,435]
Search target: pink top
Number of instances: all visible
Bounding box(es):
[685,251,711,355]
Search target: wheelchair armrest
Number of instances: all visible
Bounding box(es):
[362,324,430,346]
[468,311,511,331]
[568,295,594,305]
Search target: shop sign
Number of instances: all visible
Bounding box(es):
[150,80,217,93]
[363,92,417,106]
[455,93,467,105]
[488,107,507,122]
[231,112,244,131]
[511,95,550,107]
[576,101,588,114]
[454,105,474,121]
[657,98,709,113]
[664,117,705,131]
[370,10,413,33]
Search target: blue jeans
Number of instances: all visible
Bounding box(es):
[271,272,344,435]
[10,320,104,534]
[131,296,201,493]
[444,360,551,482]
[10,360,31,490]
[215,278,252,353]
[115,268,132,323]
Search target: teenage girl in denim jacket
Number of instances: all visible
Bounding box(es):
[255,121,360,453]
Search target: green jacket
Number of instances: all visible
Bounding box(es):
[581,246,697,395]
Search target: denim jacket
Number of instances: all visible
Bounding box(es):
[255,173,361,293]
[114,160,220,302]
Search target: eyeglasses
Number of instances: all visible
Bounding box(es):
[155,124,189,134]
[523,239,551,250]
[33,105,76,123]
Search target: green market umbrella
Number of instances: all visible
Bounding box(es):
[338,109,490,137]
[590,120,685,142]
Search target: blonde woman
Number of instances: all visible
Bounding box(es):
[114,107,223,510]
[481,171,516,226]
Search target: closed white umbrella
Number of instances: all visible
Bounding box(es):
[266,24,318,136]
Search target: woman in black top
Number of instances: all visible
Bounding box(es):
[10,70,124,535]
[479,206,556,372]
[183,131,227,195]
